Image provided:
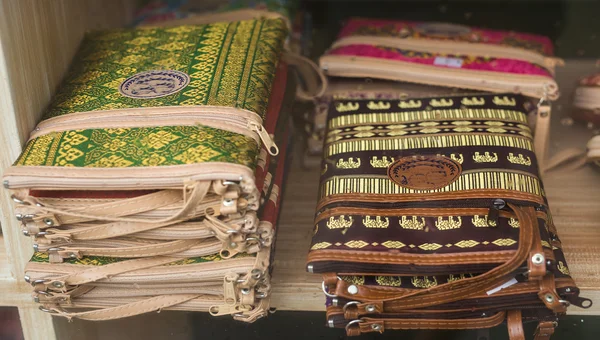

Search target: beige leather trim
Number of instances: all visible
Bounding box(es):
[331,36,561,73]
[4,162,256,191]
[320,55,559,100]
[31,105,263,144]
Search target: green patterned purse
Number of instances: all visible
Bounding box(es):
[3,18,287,262]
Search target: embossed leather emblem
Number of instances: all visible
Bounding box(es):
[388,155,462,190]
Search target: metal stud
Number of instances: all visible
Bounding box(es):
[531,253,545,265]
[307,264,314,273]
[223,198,235,207]
[43,218,54,226]
[32,244,39,252]
[251,269,262,280]
[365,304,376,313]
[371,324,382,331]
[347,285,358,295]
[241,288,250,295]
[3,180,9,188]
[23,230,30,237]
[545,294,555,303]
[229,242,237,249]
[52,281,64,288]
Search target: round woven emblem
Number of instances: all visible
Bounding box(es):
[387,155,462,190]
[119,70,190,99]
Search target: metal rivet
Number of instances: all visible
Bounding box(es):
[32,244,38,252]
[347,285,358,295]
[251,269,262,280]
[52,281,64,288]
[332,298,339,307]
[307,264,314,273]
[371,324,382,331]
[545,294,555,303]
[3,180,9,188]
[565,288,571,293]
[24,275,31,283]
[223,199,234,207]
[328,319,335,328]
[547,260,552,266]
[229,242,237,248]
[531,253,545,265]
[241,288,250,295]
[23,230,30,237]
[15,214,23,221]
[43,218,54,226]
[69,253,77,258]
[33,296,40,303]
[365,304,376,313]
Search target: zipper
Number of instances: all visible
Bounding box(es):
[319,198,544,214]
[3,162,258,191]
[30,106,278,156]
[320,55,559,100]
[25,256,258,284]
[331,36,563,73]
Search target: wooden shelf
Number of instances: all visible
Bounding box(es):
[269,60,600,315]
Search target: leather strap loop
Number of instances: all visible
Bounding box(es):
[528,215,547,280]
[348,205,535,314]
[507,310,525,340]
[534,321,556,340]
[282,51,328,101]
[538,274,568,313]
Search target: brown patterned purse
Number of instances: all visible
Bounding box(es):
[307,93,591,337]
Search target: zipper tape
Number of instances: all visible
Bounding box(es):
[29,105,278,156]
[320,55,559,100]
[330,36,563,73]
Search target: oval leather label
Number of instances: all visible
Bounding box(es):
[119,70,190,99]
[387,155,462,190]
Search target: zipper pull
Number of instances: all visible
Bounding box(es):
[249,122,279,156]
[487,199,506,227]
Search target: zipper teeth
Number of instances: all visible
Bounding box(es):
[4,164,256,190]
[320,198,540,211]
[321,55,558,99]
[103,264,253,283]
[31,114,259,145]
[331,36,557,71]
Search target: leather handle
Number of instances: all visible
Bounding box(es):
[46,294,199,321]
[34,256,179,290]
[282,51,328,101]
[345,204,536,315]
[346,311,506,336]
[507,310,525,340]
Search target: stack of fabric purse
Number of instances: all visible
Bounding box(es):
[307,92,592,337]
[3,18,294,322]
[306,19,563,170]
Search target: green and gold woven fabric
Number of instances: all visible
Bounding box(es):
[13,18,287,169]
[30,251,252,266]
[45,18,287,119]
[15,126,258,168]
